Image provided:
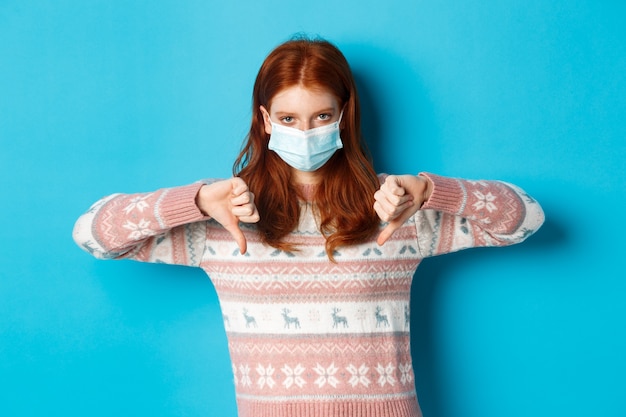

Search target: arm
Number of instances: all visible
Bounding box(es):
[72,178,260,264]
[415,172,544,256]
[72,182,209,265]
[375,173,544,256]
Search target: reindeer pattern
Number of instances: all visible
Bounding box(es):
[331,307,349,328]
[404,304,410,329]
[242,308,257,328]
[227,304,408,332]
[375,306,390,328]
[281,308,301,329]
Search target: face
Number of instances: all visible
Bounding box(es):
[260,85,341,133]
[260,85,342,184]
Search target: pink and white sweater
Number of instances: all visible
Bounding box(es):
[73,173,544,417]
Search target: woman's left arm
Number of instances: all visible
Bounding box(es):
[375,173,545,256]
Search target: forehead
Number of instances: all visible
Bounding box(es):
[270,85,339,113]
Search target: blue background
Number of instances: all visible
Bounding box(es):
[2,1,625,416]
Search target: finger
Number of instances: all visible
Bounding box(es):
[373,200,385,218]
[376,221,400,246]
[373,201,396,223]
[223,222,248,254]
[231,192,259,222]
[377,196,414,219]
[230,177,249,196]
[376,185,413,210]
[232,204,260,222]
[238,211,260,223]
[230,192,251,206]
[376,199,420,245]
[383,175,406,196]
[242,200,260,223]
[374,195,414,222]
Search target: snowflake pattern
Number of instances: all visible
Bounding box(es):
[376,363,396,387]
[472,190,497,213]
[313,363,340,388]
[256,364,276,389]
[308,309,321,322]
[239,364,252,387]
[234,360,415,393]
[355,308,367,323]
[399,363,413,386]
[281,364,306,389]
[123,195,151,214]
[122,219,151,240]
[347,364,371,388]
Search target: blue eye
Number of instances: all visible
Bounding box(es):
[318,113,331,121]
[280,116,294,123]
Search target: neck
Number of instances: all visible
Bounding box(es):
[291,168,323,186]
[296,183,318,201]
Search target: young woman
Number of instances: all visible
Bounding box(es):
[74,37,544,417]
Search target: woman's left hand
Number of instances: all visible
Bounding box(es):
[374,175,432,245]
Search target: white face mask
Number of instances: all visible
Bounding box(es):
[267,113,344,172]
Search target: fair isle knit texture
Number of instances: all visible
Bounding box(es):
[73,173,544,417]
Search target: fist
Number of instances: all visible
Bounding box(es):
[374,175,431,245]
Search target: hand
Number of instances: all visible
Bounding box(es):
[196,178,260,254]
[374,175,432,246]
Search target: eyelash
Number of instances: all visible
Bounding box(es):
[279,114,332,123]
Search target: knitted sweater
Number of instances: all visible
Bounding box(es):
[73,172,544,417]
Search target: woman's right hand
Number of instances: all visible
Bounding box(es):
[196,178,260,254]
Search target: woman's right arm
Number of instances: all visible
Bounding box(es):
[72,182,210,265]
[72,178,259,265]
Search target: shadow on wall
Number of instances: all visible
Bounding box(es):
[409,214,564,417]
[352,69,383,172]
[346,42,437,175]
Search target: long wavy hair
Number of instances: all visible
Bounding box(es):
[233,37,380,260]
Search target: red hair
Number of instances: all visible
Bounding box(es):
[233,37,380,260]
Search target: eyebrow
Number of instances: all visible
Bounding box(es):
[274,108,336,116]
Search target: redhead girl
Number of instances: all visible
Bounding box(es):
[74,37,544,417]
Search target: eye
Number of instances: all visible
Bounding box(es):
[318,113,332,121]
[280,116,294,124]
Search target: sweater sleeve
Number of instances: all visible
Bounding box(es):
[72,182,212,266]
[413,172,544,258]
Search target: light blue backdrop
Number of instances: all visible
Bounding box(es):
[2,1,625,416]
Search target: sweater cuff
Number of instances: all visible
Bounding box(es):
[418,172,464,214]
[158,183,207,227]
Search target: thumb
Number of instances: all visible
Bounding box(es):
[376,198,418,246]
[376,220,401,246]
[223,221,247,254]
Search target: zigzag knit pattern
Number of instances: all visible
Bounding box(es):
[73,173,544,417]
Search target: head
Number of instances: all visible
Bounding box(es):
[235,37,366,178]
[234,37,380,259]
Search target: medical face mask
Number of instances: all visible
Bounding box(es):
[267,114,344,172]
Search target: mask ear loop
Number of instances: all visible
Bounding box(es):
[336,108,345,130]
[338,100,350,125]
